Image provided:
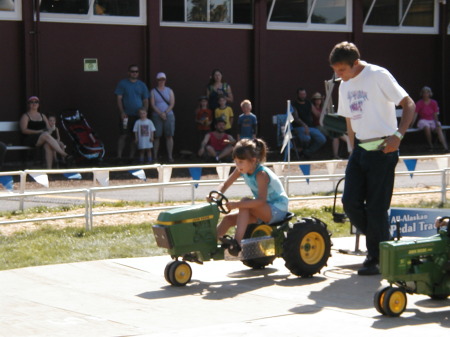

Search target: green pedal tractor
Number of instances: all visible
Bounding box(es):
[152,191,332,286]
[374,217,450,317]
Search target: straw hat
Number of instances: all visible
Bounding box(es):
[311,92,323,100]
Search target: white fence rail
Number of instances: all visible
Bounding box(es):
[0,155,449,230]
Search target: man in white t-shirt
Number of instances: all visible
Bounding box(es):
[330,41,415,276]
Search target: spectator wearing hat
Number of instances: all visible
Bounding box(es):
[19,96,72,169]
[291,88,326,159]
[115,64,149,162]
[198,118,236,162]
[195,95,213,145]
[150,72,176,163]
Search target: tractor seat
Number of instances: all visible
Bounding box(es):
[266,212,294,227]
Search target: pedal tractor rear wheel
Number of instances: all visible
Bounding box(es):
[374,285,391,315]
[164,260,192,286]
[382,287,407,317]
[282,218,331,277]
[241,223,276,269]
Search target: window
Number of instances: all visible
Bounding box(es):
[39,0,146,25]
[363,0,438,34]
[267,0,351,32]
[161,0,252,27]
[0,0,21,21]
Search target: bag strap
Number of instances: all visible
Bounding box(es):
[155,88,170,106]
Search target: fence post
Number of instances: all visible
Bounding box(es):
[442,169,447,204]
[19,171,26,211]
[86,189,92,231]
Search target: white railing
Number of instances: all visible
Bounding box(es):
[0,154,449,230]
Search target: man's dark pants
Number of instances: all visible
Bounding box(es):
[342,144,398,259]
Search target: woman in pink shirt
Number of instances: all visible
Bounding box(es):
[413,86,448,152]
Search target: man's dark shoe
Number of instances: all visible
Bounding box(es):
[363,255,379,267]
[358,264,380,276]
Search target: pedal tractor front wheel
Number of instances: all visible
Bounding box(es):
[282,217,331,277]
[241,223,276,269]
[382,287,407,317]
[164,260,192,286]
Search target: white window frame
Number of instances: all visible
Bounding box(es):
[363,0,439,35]
[0,0,22,21]
[38,0,146,26]
[160,0,253,29]
[266,0,352,32]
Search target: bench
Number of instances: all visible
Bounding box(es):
[396,109,450,134]
[0,121,33,151]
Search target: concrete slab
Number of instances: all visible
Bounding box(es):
[0,237,449,337]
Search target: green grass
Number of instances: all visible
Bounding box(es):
[0,223,166,271]
[1,201,448,271]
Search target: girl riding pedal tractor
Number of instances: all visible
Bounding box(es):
[210,138,289,255]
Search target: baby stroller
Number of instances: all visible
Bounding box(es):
[60,110,105,162]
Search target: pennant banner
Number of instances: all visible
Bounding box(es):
[403,159,417,178]
[0,175,14,191]
[189,167,202,188]
[435,157,449,170]
[216,165,231,180]
[94,170,109,186]
[30,173,49,188]
[272,164,284,176]
[63,172,82,180]
[162,166,172,183]
[326,162,337,175]
[129,169,146,181]
[299,164,311,184]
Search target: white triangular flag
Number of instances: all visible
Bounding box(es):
[94,170,109,186]
[30,173,49,188]
[216,165,231,180]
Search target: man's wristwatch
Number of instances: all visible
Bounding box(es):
[393,130,403,140]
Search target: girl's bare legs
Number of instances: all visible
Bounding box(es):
[166,136,174,162]
[436,126,448,151]
[153,137,160,161]
[43,143,54,169]
[217,200,272,244]
[423,126,433,148]
[332,138,340,158]
[36,133,68,156]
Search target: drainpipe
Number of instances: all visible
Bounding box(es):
[439,1,447,123]
[22,0,40,99]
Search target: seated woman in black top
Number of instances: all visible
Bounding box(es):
[20,96,71,168]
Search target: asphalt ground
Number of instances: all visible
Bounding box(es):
[1,236,449,337]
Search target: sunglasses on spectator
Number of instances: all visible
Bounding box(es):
[129,70,139,73]
[29,100,39,104]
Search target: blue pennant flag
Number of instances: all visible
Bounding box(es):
[189,167,202,188]
[129,169,146,181]
[299,164,311,184]
[0,175,13,191]
[63,172,82,180]
[403,159,417,178]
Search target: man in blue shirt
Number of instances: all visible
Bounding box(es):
[115,64,149,162]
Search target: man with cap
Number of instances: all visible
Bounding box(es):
[198,118,236,162]
[150,72,176,163]
[114,64,149,162]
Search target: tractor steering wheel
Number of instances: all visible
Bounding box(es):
[208,190,230,214]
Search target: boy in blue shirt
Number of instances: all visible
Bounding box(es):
[237,99,257,140]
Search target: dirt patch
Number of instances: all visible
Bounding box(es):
[0,186,443,236]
